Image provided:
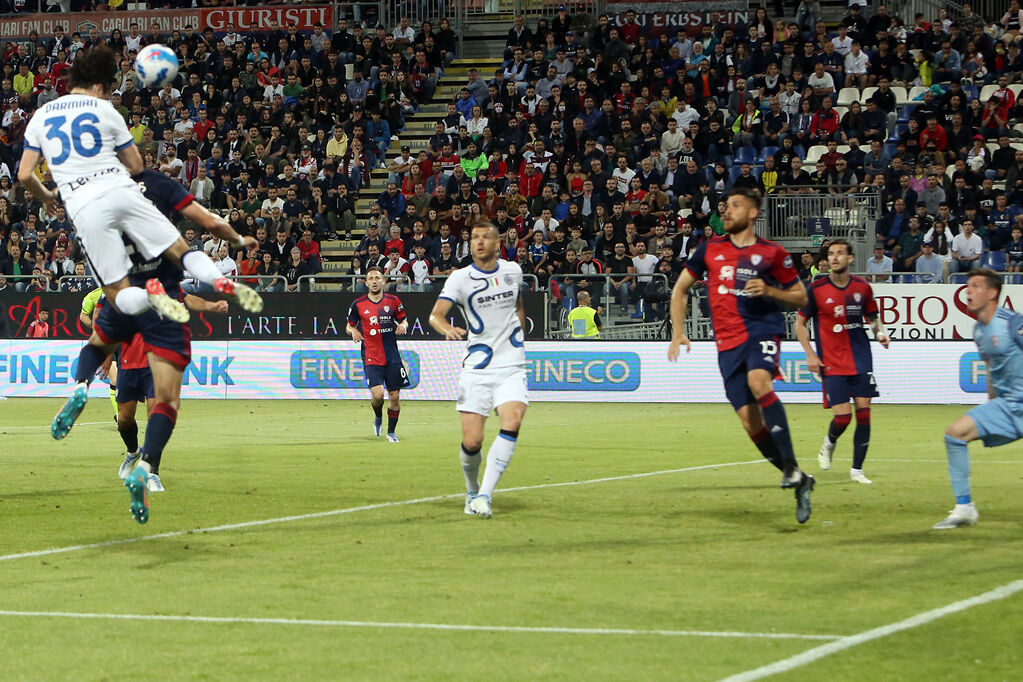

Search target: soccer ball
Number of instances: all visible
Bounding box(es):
[134,44,179,88]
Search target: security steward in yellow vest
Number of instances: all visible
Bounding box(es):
[568,291,602,338]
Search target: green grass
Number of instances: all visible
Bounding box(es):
[1,398,1022,680]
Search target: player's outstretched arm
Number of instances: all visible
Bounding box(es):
[794,314,822,375]
[180,201,255,251]
[429,298,466,341]
[16,148,57,214]
[867,315,891,348]
[184,294,228,315]
[667,269,697,361]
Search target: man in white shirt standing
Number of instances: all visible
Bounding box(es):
[951,220,984,274]
[631,240,657,319]
[429,222,528,520]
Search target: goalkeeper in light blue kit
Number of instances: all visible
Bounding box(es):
[935,268,1023,529]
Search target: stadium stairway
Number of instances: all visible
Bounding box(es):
[315,57,505,291]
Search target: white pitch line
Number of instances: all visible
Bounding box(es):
[720,578,1023,682]
[0,459,763,563]
[871,459,1020,464]
[0,609,841,641]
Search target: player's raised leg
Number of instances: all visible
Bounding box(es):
[116,398,141,479]
[934,413,981,529]
[52,334,118,439]
[819,404,851,471]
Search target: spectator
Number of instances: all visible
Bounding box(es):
[866,244,894,282]
[951,221,984,273]
[567,290,602,338]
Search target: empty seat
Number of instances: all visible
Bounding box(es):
[733,147,758,165]
[908,85,928,101]
[982,251,1007,271]
[804,144,828,165]
[836,87,860,107]
[962,84,979,101]
[897,106,914,123]
[833,106,849,120]
[891,86,909,106]
[860,86,878,102]
[759,146,779,163]
[980,84,998,102]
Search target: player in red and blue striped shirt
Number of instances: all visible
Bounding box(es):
[346,267,409,442]
[796,239,890,484]
[667,188,816,524]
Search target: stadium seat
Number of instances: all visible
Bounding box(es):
[345,63,355,80]
[758,146,779,163]
[836,145,851,155]
[980,84,998,102]
[897,106,914,123]
[1010,84,1023,99]
[883,142,898,157]
[909,48,922,60]
[679,208,693,219]
[825,207,847,224]
[892,86,909,106]
[804,145,828,166]
[833,106,849,120]
[888,123,908,142]
[962,84,979,101]
[945,164,956,179]
[733,147,758,165]
[907,86,928,101]
[1014,123,1023,136]
[987,143,999,154]
[982,251,1007,271]
[836,87,860,107]
[728,166,743,184]
[860,86,878,102]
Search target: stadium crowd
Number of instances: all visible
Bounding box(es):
[0,3,1022,312]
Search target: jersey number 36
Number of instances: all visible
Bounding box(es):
[44,113,102,165]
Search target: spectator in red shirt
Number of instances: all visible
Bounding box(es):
[385,225,406,257]
[26,308,49,338]
[237,244,261,286]
[519,162,543,198]
[192,107,215,142]
[297,228,322,272]
[810,96,840,143]
[619,10,640,43]
[919,117,948,151]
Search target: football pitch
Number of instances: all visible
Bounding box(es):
[1,398,1021,680]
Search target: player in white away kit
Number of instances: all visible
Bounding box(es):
[17,46,262,438]
[429,223,528,519]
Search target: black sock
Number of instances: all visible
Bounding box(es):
[118,419,139,452]
[499,428,519,440]
[372,403,383,419]
[751,426,783,470]
[74,344,108,384]
[387,408,399,434]
[853,408,871,469]
[828,413,852,443]
[757,392,797,471]
[141,403,177,474]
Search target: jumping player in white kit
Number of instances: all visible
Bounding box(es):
[16,46,263,436]
[429,222,529,519]
[17,46,261,317]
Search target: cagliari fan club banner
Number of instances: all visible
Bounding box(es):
[0,5,333,41]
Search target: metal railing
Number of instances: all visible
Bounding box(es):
[0,274,54,292]
[298,272,541,292]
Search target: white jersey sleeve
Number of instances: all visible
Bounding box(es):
[439,259,526,371]
[26,94,136,199]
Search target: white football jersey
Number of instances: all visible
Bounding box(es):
[439,259,526,371]
[24,94,137,200]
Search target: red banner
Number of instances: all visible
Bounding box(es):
[200,5,334,32]
[0,5,333,43]
[0,9,200,42]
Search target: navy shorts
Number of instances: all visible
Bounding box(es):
[117,367,154,404]
[94,300,192,370]
[717,336,782,411]
[822,372,879,409]
[365,362,411,392]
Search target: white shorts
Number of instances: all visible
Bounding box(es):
[65,184,180,286]
[456,366,529,416]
